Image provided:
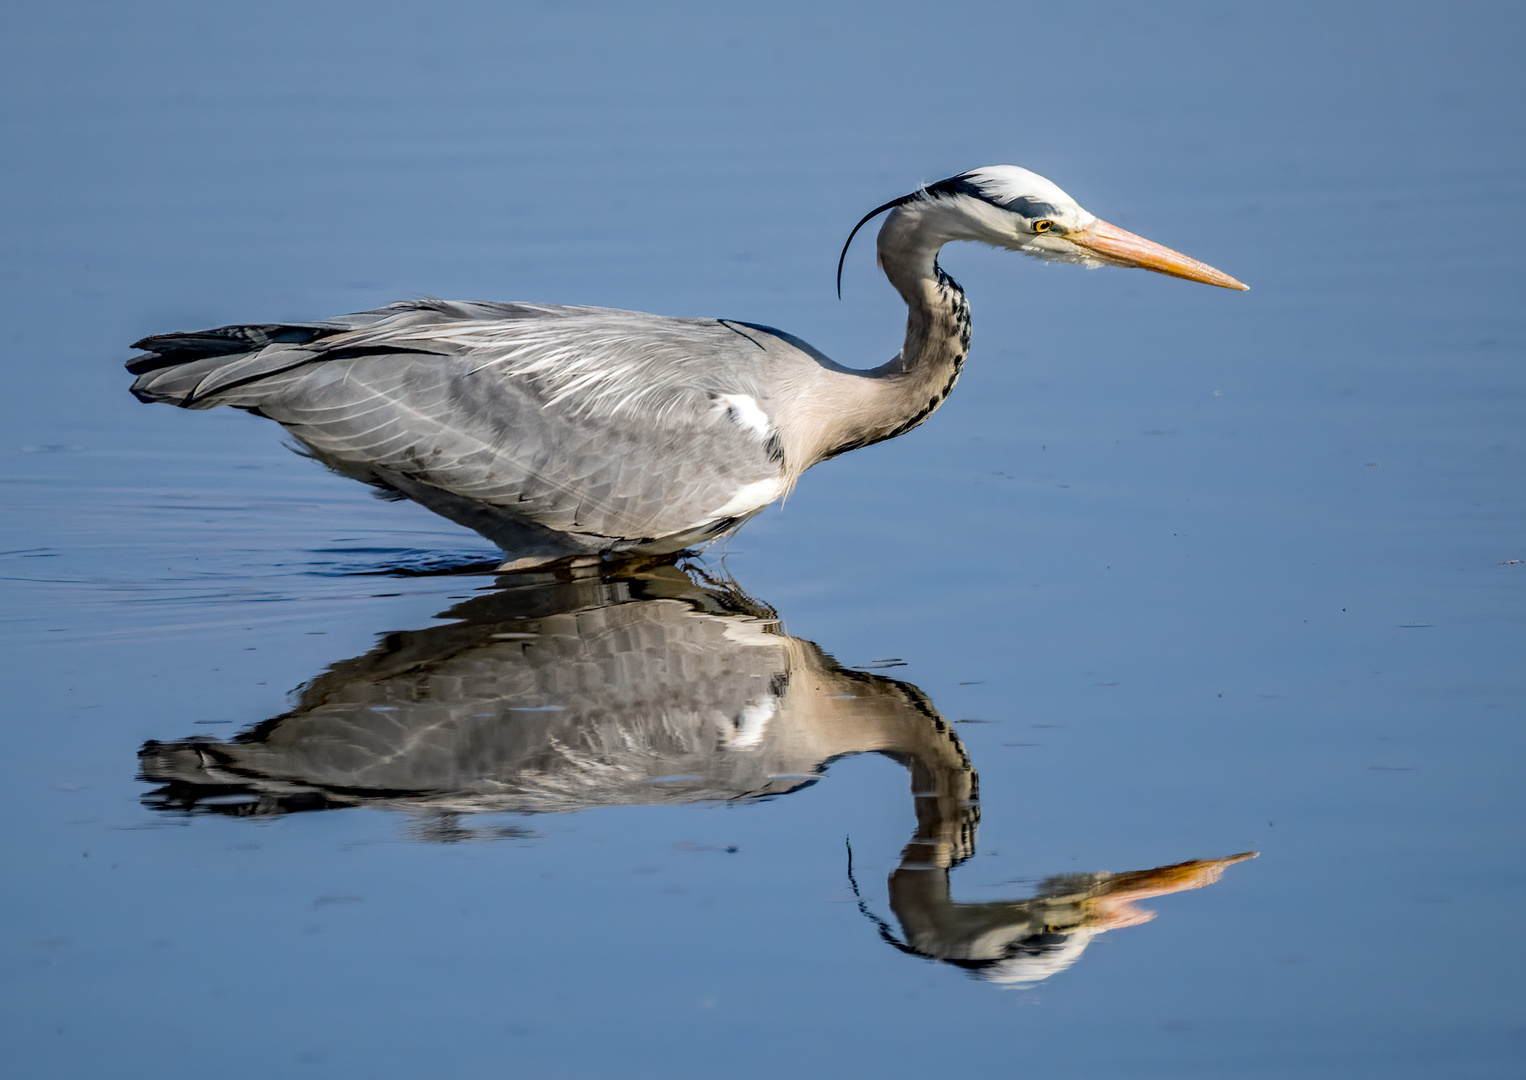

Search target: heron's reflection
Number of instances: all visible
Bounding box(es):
[139,561,1251,986]
[873,848,1254,987]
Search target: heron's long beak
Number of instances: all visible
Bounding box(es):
[1086,852,1257,929]
[1069,220,1248,290]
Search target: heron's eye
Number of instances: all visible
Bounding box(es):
[1032,219,1054,233]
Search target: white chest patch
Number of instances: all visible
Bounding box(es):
[705,477,784,521]
[721,696,776,750]
[716,393,772,437]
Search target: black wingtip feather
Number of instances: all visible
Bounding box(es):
[125,351,172,376]
[126,324,331,371]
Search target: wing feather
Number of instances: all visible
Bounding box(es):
[134,300,800,547]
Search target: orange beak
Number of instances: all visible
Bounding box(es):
[1068,219,1249,290]
[1088,852,1258,929]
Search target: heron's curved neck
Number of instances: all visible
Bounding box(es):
[813,206,971,463]
[877,204,972,362]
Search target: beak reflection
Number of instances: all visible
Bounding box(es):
[139,562,1253,987]
[881,850,1256,987]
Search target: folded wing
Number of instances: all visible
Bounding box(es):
[130,299,792,552]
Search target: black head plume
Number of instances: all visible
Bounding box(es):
[835,174,989,299]
[836,193,916,299]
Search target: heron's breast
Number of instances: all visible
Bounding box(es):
[703,477,785,520]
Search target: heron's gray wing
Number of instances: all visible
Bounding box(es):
[130,300,794,545]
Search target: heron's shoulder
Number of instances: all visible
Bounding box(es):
[328,298,759,354]
[379,297,667,325]
[331,299,826,362]
[319,299,804,421]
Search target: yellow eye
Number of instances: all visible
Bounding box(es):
[1033,219,1054,233]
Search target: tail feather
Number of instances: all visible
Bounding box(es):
[126,314,445,408]
[127,321,349,408]
[126,323,334,374]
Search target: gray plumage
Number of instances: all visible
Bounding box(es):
[131,301,802,562]
[138,561,1249,984]
[139,565,974,836]
[127,166,1245,566]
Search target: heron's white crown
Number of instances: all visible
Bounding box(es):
[911,165,1105,267]
[958,165,1079,212]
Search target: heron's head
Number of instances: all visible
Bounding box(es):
[838,165,1247,294]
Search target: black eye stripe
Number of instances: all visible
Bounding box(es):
[926,176,1059,221]
[1002,196,1058,219]
[926,176,989,201]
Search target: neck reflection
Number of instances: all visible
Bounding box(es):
[138,561,1251,986]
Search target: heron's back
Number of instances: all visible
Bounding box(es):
[129,299,811,557]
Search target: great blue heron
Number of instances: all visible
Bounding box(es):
[128,166,1246,569]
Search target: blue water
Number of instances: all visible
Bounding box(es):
[3,2,1523,1076]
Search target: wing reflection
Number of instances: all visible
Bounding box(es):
[140,564,975,850]
[138,562,1251,985]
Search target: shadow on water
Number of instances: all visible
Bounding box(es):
[301,546,507,577]
[138,560,1253,988]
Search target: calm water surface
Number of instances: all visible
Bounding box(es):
[3,2,1523,1077]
